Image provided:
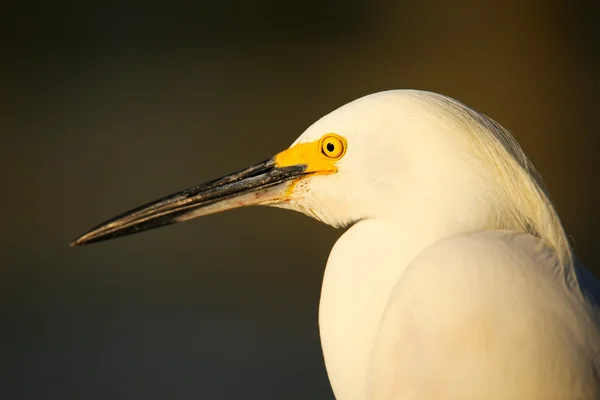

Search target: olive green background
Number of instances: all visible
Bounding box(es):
[4,1,599,399]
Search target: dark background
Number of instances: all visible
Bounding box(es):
[4,1,599,399]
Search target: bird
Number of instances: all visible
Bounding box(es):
[72,90,600,399]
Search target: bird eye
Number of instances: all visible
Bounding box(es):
[320,134,346,160]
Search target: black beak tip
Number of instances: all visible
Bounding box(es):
[70,231,103,247]
[69,236,86,247]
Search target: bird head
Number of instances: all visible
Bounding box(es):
[71,91,439,246]
[71,90,565,258]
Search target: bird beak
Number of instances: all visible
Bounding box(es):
[70,157,307,246]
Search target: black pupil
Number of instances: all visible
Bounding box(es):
[326,142,335,152]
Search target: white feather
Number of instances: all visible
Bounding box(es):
[278,90,599,399]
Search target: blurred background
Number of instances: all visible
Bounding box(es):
[3,0,599,398]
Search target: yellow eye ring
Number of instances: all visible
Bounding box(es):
[319,134,347,160]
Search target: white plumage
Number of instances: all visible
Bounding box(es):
[294,91,599,399]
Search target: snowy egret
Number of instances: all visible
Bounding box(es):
[72,90,600,399]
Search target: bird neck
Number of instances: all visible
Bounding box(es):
[318,212,476,400]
